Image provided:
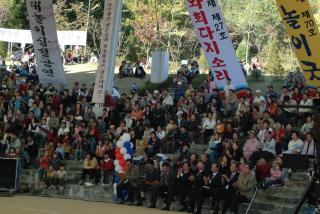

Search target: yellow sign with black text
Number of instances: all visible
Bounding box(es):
[276,0,320,88]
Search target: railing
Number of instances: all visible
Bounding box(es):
[293,171,315,214]
[245,186,258,214]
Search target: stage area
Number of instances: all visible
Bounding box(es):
[0,196,179,214]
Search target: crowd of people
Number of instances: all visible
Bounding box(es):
[0,49,318,213]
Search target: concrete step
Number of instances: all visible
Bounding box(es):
[255,193,300,204]
[251,198,296,214]
[190,144,207,154]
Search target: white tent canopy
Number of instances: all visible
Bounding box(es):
[0,28,87,46]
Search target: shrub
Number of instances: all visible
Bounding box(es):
[139,76,173,95]
[191,74,207,89]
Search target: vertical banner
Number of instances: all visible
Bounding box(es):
[26,0,66,84]
[276,0,320,89]
[185,0,248,91]
[92,0,116,104]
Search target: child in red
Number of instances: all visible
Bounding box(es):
[100,153,114,186]
[256,158,272,184]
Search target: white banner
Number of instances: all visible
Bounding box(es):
[92,0,116,103]
[0,28,87,46]
[26,0,66,84]
[185,0,248,91]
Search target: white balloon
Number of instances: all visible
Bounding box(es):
[116,141,124,148]
[121,133,131,142]
[124,154,132,160]
[114,160,120,166]
[115,166,122,172]
[120,148,127,155]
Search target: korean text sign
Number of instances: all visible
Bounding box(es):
[276,0,320,88]
[92,0,116,104]
[26,0,66,84]
[185,0,248,90]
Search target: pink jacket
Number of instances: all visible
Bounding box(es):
[243,138,261,161]
[270,169,282,180]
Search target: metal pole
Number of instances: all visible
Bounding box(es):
[84,0,91,53]
[155,0,160,49]
[7,42,10,60]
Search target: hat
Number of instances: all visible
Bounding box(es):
[176,111,183,116]
[110,125,116,129]
[248,130,256,135]
[154,90,159,94]
[255,89,262,93]
[75,116,83,121]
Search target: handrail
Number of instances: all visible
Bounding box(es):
[245,186,258,214]
[293,173,314,214]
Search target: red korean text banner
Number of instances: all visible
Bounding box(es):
[185,0,248,91]
[26,0,66,84]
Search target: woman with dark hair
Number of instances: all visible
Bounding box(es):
[223,122,234,140]
[146,131,160,158]
[291,87,303,103]
[267,96,278,118]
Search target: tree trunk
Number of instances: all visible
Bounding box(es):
[245,28,251,64]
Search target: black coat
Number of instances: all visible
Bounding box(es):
[193,170,209,190]
[223,172,239,193]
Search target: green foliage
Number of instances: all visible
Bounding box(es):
[260,38,285,76]
[124,35,141,63]
[0,0,29,29]
[198,49,209,73]
[3,0,320,76]
[191,74,207,89]
[0,42,7,57]
[250,68,263,81]
[236,40,247,61]
[139,76,173,95]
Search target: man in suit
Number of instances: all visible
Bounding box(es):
[150,162,177,210]
[116,159,142,205]
[195,162,222,214]
[176,162,193,211]
[143,160,161,208]
[188,161,210,213]
[221,161,240,213]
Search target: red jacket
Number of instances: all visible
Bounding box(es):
[256,162,272,180]
[39,156,51,169]
[100,158,114,171]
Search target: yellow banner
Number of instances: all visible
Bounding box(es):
[276,0,320,88]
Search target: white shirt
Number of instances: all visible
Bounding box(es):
[224,84,234,97]
[156,131,166,140]
[58,127,70,136]
[202,118,216,130]
[299,99,313,113]
[253,95,266,104]
[163,94,174,106]
[258,128,273,142]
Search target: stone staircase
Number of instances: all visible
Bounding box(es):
[19,146,313,214]
[248,171,312,214]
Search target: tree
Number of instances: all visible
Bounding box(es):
[0,1,9,25]
[260,38,285,76]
